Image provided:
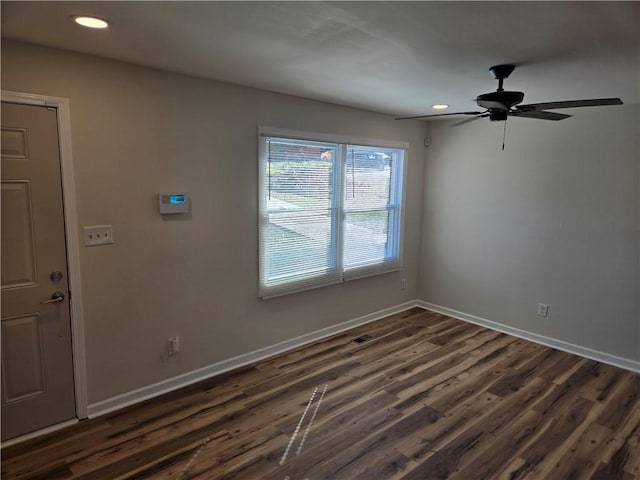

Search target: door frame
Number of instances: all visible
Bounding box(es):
[1,90,88,424]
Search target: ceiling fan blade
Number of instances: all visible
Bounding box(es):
[452,114,489,127]
[517,98,623,112]
[395,111,484,120]
[509,110,571,121]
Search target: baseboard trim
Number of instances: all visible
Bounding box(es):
[82,299,640,418]
[417,301,640,373]
[1,418,79,448]
[87,300,418,418]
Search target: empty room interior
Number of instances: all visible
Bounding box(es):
[1,2,639,479]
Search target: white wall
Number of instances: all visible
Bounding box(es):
[1,40,427,404]
[420,106,639,361]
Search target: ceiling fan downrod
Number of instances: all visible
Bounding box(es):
[489,64,516,93]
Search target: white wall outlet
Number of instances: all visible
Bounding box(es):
[401,278,407,290]
[537,303,549,317]
[83,225,113,246]
[168,337,180,356]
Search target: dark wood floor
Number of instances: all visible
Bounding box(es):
[2,308,639,479]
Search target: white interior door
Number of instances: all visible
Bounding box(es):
[1,102,76,441]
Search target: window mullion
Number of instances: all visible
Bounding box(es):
[334,144,345,279]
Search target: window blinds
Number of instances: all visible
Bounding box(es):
[343,145,402,279]
[259,133,405,298]
[260,138,342,298]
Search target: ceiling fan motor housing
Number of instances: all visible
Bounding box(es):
[476,91,525,111]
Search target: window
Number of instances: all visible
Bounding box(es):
[258,128,406,298]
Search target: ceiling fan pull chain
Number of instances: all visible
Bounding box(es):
[502,119,507,151]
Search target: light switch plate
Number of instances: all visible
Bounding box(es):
[83,225,113,246]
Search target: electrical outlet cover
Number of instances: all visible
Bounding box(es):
[168,337,180,355]
[83,225,113,246]
[537,303,548,317]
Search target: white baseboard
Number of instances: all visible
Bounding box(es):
[417,301,640,374]
[87,300,419,418]
[86,298,640,418]
[1,418,78,448]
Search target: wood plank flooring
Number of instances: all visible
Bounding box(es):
[2,308,640,479]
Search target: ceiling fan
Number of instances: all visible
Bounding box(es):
[396,64,623,126]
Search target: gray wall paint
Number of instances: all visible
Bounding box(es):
[1,41,426,403]
[2,40,638,407]
[420,107,639,361]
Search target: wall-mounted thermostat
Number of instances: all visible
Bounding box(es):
[159,193,189,214]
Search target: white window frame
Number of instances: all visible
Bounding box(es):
[258,126,408,299]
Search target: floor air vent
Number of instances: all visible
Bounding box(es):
[353,335,372,344]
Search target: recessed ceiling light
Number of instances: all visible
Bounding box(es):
[432,104,449,110]
[73,16,109,29]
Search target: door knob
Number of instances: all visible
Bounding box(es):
[41,291,65,304]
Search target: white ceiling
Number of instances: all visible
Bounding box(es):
[2,1,639,117]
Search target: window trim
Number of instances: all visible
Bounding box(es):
[259,126,409,152]
[258,126,408,299]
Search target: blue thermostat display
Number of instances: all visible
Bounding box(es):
[159,192,189,214]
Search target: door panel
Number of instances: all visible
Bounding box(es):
[1,314,46,403]
[1,180,38,288]
[1,127,29,159]
[1,102,76,441]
